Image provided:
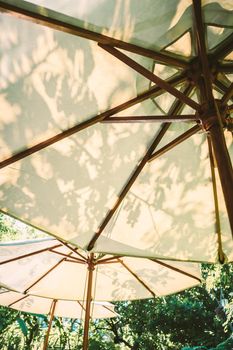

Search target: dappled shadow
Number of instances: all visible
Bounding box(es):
[0,1,232,264]
[30,0,189,52]
[0,7,159,241]
[101,127,233,262]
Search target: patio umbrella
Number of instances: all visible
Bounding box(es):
[0,286,117,350]
[0,238,202,349]
[0,1,232,262]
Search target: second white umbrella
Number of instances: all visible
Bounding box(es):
[0,238,202,349]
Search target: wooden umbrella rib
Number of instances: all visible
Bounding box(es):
[57,240,87,261]
[217,63,233,74]
[96,256,123,264]
[49,249,85,263]
[102,304,116,314]
[221,83,233,105]
[87,84,193,250]
[207,136,224,263]
[150,259,201,283]
[117,259,156,298]
[0,244,62,266]
[8,294,29,307]
[49,249,86,263]
[167,84,194,116]
[0,1,187,68]
[96,260,119,265]
[0,74,185,169]
[87,123,170,251]
[102,115,198,123]
[148,125,201,162]
[65,258,86,264]
[23,252,73,294]
[0,115,106,169]
[77,300,86,312]
[126,72,186,101]
[99,44,200,111]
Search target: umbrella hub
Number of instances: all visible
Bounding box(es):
[199,101,226,132]
[188,57,216,87]
[87,254,95,271]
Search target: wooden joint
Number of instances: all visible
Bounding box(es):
[218,251,227,265]
[188,56,218,88]
[199,107,218,132]
[199,102,226,132]
[201,116,219,132]
[87,255,95,271]
[187,59,201,85]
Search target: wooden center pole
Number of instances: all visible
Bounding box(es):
[192,0,233,239]
[207,118,233,238]
[199,94,233,239]
[83,253,94,350]
[43,299,57,350]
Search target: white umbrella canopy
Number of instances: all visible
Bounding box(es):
[0,287,117,319]
[0,0,232,263]
[0,238,201,301]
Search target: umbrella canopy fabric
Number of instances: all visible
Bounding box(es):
[0,238,201,301]
[0,287,117,319]
[0,0,232,263]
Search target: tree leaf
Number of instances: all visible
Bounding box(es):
[16,317,28,336]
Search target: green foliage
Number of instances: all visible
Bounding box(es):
[0,306,23,350]
[212,337,233,350]
[0,213,47,241]
[182,337,233,350]
[16,317,28,336]
[182,347,208,350]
